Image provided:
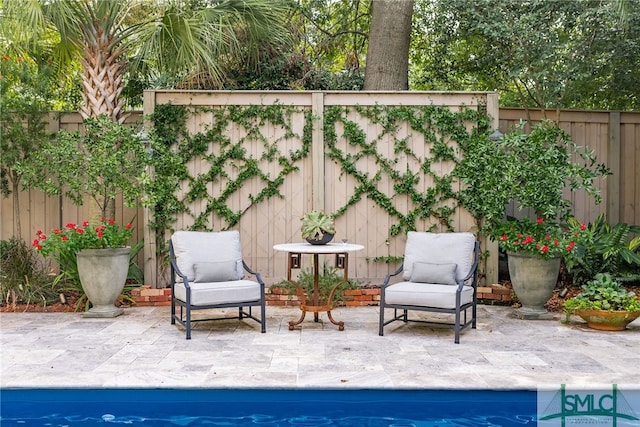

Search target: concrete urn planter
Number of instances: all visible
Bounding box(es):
[77,247,130,318]
[507,251,561,319]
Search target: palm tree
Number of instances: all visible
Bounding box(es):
[1,0,293,123]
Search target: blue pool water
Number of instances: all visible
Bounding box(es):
[0,388,537,426]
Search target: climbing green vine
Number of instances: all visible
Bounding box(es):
[325,104,490,239]
[145,100,491,266]
[146,102,311,254]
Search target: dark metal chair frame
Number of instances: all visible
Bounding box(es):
[169,240,266,339]
[378,241,480,344]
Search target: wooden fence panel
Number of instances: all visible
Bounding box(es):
[620,112,640,226]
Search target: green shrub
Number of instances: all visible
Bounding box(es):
[0,237,59,305]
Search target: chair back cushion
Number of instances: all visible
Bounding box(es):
[402,232,476,283]
[193,261,239,282]
[410,262,457,285]
[171,231,243,282]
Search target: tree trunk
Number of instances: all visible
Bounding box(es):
[79,43,127,124]
[88,197,115,226]
[12,179,21,240]
[364,0,414,90]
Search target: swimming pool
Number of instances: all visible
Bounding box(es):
[0,388,536,426]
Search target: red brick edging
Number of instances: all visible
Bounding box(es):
[477,284,513,302]
[131,284,511,307]
[130,285,381,307]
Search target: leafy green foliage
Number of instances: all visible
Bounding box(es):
[2,0,294,121]
[0,56,53,191]
[147,102,491,266]
[490,218,578,260]
[147,103,311,254]
[458,120,610,236]
[292,0,370,77]
[564,273,640,313]
[0,238,59,306]
[0,54,56,239]
[16,115,147,219]
[564,214,640,284]
[411,0,640,110]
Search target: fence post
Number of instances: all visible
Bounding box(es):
[483,93,500,285]
[45,112,63,233]
[142,90,158,288]
[607,111,621,224]
[311,92,325,211]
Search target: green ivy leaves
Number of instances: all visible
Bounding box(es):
[148,103,310,239]
[325,104,487,236]
[148,101,489,261]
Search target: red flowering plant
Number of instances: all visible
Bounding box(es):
[33,219,134,257]
[487,217,586,260]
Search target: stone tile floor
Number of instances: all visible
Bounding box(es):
[1,305,639,389]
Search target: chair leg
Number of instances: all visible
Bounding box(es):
[185,305,192,340]
[379,304,385,336]
[170,293,176,325]
[454,307,461,344]
[472,303,477,329]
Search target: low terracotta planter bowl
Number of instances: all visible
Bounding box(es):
[576,309,640,331]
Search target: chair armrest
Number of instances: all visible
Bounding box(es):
[381,264,404,287]
[243,260,265,287]
[169,253,189,285]
[461,241,480,285]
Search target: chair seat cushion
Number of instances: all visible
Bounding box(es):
[384,281,473,309]
[174,280,261,306]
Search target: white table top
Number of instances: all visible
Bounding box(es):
[273,242,364,254]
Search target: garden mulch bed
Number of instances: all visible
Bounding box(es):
[0,290,120,313]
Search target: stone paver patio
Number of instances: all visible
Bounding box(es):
[1,305,639,389]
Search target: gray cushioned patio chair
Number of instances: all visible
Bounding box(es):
[378,232,480,343]
[169,230,266,339]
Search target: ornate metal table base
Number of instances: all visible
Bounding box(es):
[273,243,364,331]
[286,252,347,331]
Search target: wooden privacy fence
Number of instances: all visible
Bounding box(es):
[2,99,638,288]
[141,90,499,288]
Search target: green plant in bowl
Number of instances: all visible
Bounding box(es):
[564,273,640,330]
[564,273,640,312]
[300,211,336,243]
